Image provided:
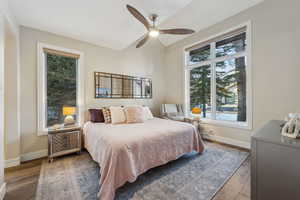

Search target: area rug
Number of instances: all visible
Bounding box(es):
[36,143,249,200]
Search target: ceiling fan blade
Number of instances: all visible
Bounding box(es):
[159,28,195,35]
[127,5,150,30]
[136,34,149,48]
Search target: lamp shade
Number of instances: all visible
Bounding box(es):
[192,107,201,115]
[63,106,76,116]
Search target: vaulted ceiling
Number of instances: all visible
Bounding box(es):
[9,0,263,50]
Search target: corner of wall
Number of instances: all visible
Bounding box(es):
[4,15,21,162]
[0,182,6,200]
[0,14,6,200]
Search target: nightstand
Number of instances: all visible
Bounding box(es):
[48,126,81,162]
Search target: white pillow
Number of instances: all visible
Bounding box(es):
[124,106,145,123]
[143,106,154,120]
[110,106,126,124]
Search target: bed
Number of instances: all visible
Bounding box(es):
[83,117,205,200]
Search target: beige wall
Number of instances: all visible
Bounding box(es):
[1,0,19,193]
[4,19,20,161]
[20,26,166,155]
[164,0,300,143]
[0,14,5,189]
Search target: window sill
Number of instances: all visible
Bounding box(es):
[38,123,82,136]
[197,118,252,130]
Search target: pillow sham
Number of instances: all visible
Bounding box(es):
[124,106,145,123]
[102,107,112,124]
[88,109,105,123]
[143,106,154,120]
[110,106,126,124]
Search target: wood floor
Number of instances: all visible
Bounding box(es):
[4,142,251,200]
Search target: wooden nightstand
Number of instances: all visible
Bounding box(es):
[48,126,81,162]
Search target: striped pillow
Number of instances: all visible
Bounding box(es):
[102,107,111,123]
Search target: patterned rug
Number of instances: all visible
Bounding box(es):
[36,143,249,200]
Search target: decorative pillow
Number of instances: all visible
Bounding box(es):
[143,106,154,120]
[110,106,126,124]
[124,106,146,123]
[102,107,112,124]
[88,109,105,123]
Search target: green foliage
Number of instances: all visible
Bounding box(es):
[47,53,77,126]
[190,65,211,118]
[189,42,246,121]
[189,45,210,63]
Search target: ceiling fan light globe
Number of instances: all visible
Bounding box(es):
[149,30,159,37]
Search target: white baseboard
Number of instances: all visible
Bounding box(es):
[0,183,6,200]
[4,136,249,167]
[20,149,48,162]
[4,149,48,168]
[5,157,20,168]
[203,134,250,149]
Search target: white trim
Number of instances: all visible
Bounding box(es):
[203,134,250,149]
[210,42,216,120]
[183,21,253,130]
[183,21,251,52]
[4,157,20,168]
[20,149,48,162]
[0,183,6,200]
[4,149,48,167]
[245,21,253,131]
[186,51,247,69]
[200,118,251,130]
[37,43,85,136]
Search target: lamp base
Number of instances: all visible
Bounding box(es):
[64,115,75,127]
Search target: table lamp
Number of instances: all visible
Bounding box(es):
[192,107,202,120]
[63,106,76,126]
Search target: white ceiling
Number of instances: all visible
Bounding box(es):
[9,0,263,50]
[159,0,264,46]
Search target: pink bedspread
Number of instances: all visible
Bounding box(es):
[83,118,205,200]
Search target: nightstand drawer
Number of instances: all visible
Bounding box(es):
[51,131,80,153]
[48,127,81,162]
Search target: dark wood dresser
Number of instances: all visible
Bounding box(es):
[251,120,300,200]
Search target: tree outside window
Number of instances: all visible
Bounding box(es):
[187,30,247,123]
[46,53,77,126]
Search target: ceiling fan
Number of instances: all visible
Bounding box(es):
[126,5,195,48]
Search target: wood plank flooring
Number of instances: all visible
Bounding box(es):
[4,141,251,200]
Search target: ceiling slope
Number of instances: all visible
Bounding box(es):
[158,0,264,46]
[9,0,263,50]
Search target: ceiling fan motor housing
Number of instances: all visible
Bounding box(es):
[149,14,158,24]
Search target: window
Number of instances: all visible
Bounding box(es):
[37,43,84,135]
[46,53,77,126]
[185,24,251,129]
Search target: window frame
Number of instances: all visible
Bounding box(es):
[37,43,85,135]
[183,21,252,130]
